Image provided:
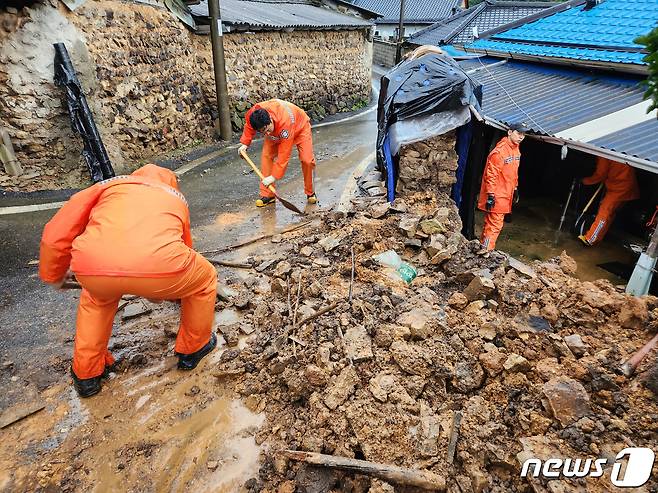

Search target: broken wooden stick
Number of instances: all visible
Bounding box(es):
[200,220,312,256]
[207,259,252,269]
[283,450,446,491]
[447,410,462,464]
[292,272,303,328]
[621,332,658,377]
[348,245,355,303]
[296,301,339,327]
[0,401,45,429]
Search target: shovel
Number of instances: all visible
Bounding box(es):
[554,178,577,244]
[573,183,603,234]
[239,149,305,215]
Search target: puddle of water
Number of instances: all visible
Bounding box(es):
[135,394,150,410]
[214,211,248,228]
[214,309,241,326]
[149,399,264,493]
[126,375,171,397]
[477,200,637,283]
[121,360,166,388]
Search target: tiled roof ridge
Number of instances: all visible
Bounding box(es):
[488,38,649,52]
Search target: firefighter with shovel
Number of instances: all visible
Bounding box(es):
[238,99,317,207]
[578,157,639,246]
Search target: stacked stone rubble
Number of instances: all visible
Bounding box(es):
[397,131,459,196]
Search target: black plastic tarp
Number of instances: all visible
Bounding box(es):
[376,53,482,200]
[54,42,114,183]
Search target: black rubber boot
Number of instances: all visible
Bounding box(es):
[71,367,102,398]
[177,333,217,370]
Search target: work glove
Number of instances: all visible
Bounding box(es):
[485,194,495,211]
[513,188,520,204]
[262,175,275,187]
[238,144,248,158]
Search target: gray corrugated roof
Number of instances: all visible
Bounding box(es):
[348,0,462,23]
[460,58,657,169]
[408,0,557,47]
[590,119,658,164]
[190,0,373,30]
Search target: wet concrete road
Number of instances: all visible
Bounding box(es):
[0,97,377,408]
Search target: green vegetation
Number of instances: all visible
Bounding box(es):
[635,25,658,113]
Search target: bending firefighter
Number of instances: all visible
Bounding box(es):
[238,99,317,207]
[39,164,217,397]
[578,157,639,246]
[478,122,529,250]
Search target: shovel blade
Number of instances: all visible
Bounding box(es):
[275,193,305,215]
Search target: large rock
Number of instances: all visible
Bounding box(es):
[324,366,360,410]
[418,401,441,457]
[399,215,421,238]
[463,276,495,302]
[343,325,373,362]
[390,340,432,377]
[564,334,588,357]
[507,257,536,279]
[503,354,531,373]
[318,235,341,252]
[419,218,446,235]
[543,376,591,426]
[479,348,506,377]
[447,292,469,310]
[452,358,484,392]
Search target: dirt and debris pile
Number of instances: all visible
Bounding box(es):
[208,167,658,491]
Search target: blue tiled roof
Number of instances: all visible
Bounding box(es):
[471,39,647,64]
[466,0,658,66]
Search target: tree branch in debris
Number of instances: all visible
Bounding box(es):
[296,301,339,327]
[283,450,446,491]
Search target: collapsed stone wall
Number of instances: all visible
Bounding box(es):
[0,0,372,192]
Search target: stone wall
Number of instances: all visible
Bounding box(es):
[0,0,372,192]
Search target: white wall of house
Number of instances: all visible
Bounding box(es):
[374,23,431,41]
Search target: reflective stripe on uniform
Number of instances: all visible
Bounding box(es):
[589,219,606,243]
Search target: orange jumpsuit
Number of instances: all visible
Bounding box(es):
[477,137,521,250]
[582,157,639,245]
[39,164,217,380]
[240,99,316,198]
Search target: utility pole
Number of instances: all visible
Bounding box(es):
[208,0,232,140]
[395,0,406,64]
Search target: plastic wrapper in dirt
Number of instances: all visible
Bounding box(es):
[372,249,417,284]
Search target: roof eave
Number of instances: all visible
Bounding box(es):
[463,47,648,76]
[482,115,657,173]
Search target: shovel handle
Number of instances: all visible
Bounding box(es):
[240,149,278,195]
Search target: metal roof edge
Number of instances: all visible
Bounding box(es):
[328,0,383,18]
[462,47,648,75]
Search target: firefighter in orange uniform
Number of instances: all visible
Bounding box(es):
[238,99,317,207]
[478,123,529,250]
[578,157,639,246]
[39,164,217,398]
